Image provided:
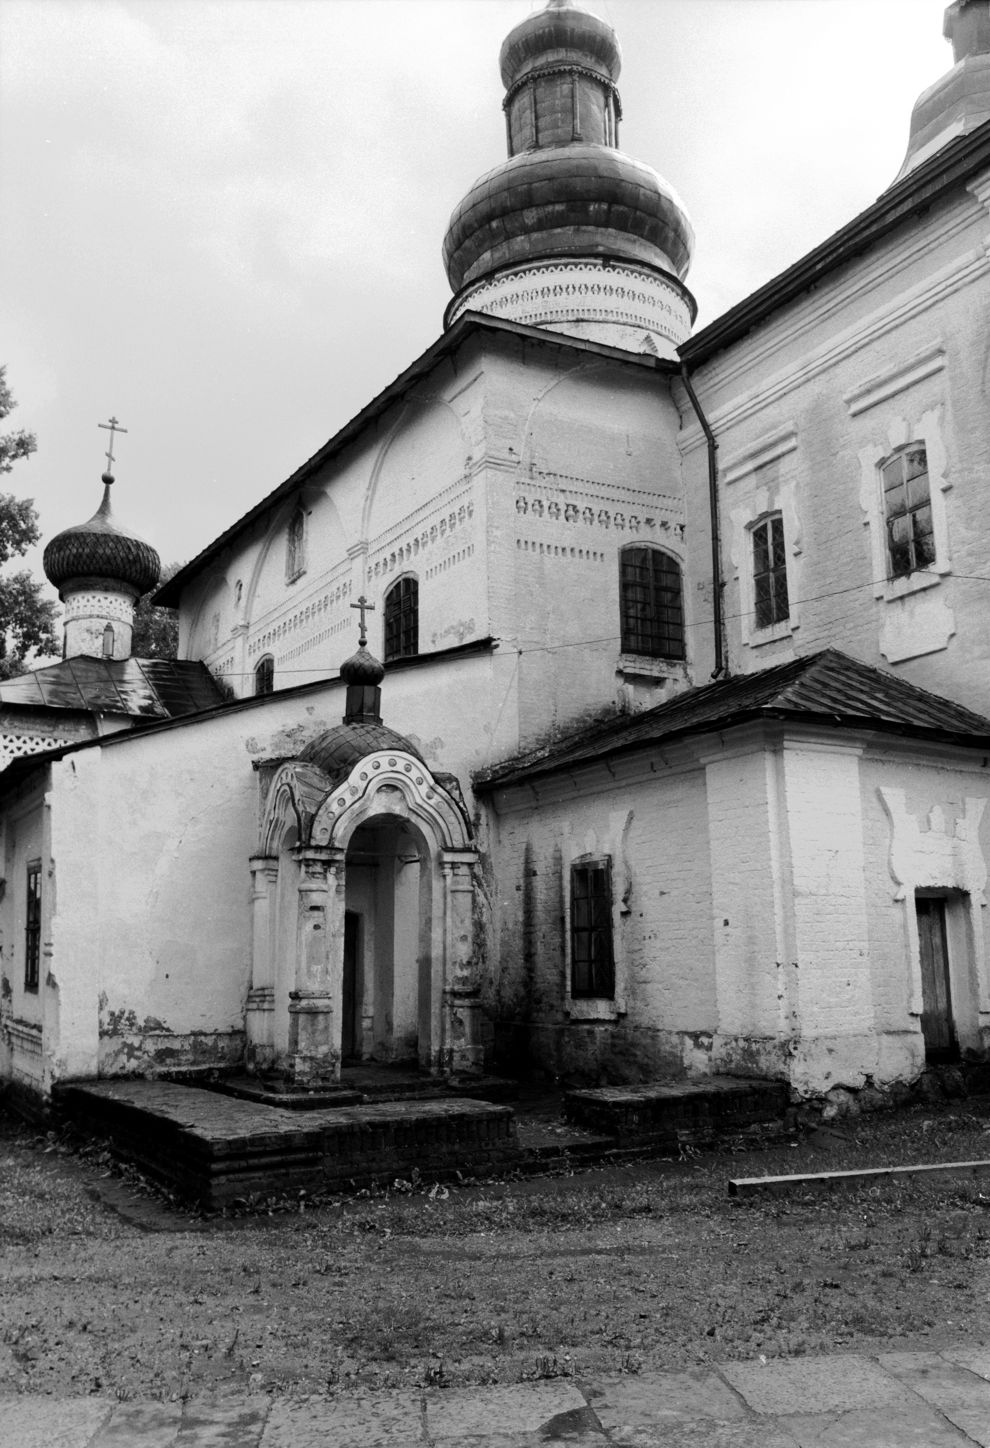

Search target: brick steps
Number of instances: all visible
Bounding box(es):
[563,1075,790,1145]
[53,1079,519,1209]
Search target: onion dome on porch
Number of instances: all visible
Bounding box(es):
[897,0,990,179]
[43,420,161,662]
[442,0,696,354]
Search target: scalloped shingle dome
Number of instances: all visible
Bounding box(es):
[44,480,161,597]
[298,723,423,787]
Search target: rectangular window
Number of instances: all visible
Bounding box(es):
[570,859,615,1000]
[883,445,934,578]
[384,577,418,662]
[24,861,41,993]
[752,515,789,629]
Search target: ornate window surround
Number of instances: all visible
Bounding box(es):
[858,405,951,605]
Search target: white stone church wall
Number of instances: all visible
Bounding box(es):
[680,176,990,717]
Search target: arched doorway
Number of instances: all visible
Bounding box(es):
[250,748,483,1084]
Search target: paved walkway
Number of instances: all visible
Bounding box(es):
[2,1345,989,1446]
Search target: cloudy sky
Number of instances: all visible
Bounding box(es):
[0,0,951,584]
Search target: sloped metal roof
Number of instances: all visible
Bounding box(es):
[475,649,990,791]
[0,657,225,720]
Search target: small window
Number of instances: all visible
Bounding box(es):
[752,515,789,629]
[286,505,306,583]
[102,622,115,658]
[255,655,274,696]
[570,859,615,1000]
[24,861,41,993]
[882,444,934,579]
[384,577,418,662]
[619,546,685,660]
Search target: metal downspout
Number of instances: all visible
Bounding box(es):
[679,362,725,678]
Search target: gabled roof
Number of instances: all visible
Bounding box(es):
[680,120,990,367]
[0,657,225,720]
[155,312,671,608]
[475,650,990,791]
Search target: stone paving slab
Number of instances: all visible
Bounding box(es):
[424,1380,588,1439]
[879,1349,990,1413]
[779,1401,976,1447]
[0,1396,113,1448]
[259,1390,421,1447]
[605,1423,801,1448]
[89,1400,183,1447]
[586,1367,746,1427]
[719,1353,914,1415]
[941,1342,990,1383]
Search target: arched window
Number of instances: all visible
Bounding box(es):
[619,546,685,660]
[101,623,115,658]
[286,504,306,583]
[255,655,275,696]
[384,577,418,662]
[751,514,789,629]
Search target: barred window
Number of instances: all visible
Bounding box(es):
[752,515,789,628]
[570,858,615,1000]
[384,577,418,662]
[882,445,934,579]
[24,861,41,993]
[255,655,274,696]
[619,547,685,660]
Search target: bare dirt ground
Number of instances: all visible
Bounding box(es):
[1,1095,990,1404]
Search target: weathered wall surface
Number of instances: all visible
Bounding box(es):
[681,177,990,716]
[0,775,49,1099]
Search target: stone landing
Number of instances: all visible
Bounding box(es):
[564,1075,790,1145]
[53,1079,519,1209]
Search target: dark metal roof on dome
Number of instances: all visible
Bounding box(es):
[443,146,694,292]
[0,657,225,720]
[43,481,161,596]
[298,722,424,787]
[475,650,990,791]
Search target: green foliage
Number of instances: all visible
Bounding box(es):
[0,369,59,676]
[131,562,182,660]
[0,366,37,477]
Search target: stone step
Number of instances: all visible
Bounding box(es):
[564,1075,789,1143]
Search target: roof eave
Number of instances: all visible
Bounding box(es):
[680,122,990,368]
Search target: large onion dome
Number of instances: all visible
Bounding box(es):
[442,0,695,354]
[44,475,160,596]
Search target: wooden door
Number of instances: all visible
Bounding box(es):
[342,910,360,1062]
[916,897,957,1063]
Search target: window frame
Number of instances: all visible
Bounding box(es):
[24,859,41,993]
[254,654,275,697]
[881,443,935,581]
[618,545,685,662]
[285,504,307,584]
[751,512,790,632]
[383,575,419,663]
[568,856,616,1002]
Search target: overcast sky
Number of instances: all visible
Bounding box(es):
[0,0,952,585]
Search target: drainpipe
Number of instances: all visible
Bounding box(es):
[679,362,725,679]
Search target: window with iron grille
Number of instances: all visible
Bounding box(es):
[882,445,934,579]
[570,858,615,1000]
[255,655,274,696]
[286,505,306,582]
[752,515,789,628]
[384,577,418,662]
[24,861,41,993]
[619,546,685,659]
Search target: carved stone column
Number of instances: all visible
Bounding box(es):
[287,846,345,1084]
[246,856,279,1072]
[440,850,485,1077]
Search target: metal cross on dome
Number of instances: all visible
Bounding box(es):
[98,415,128,479]
[350,594,375,646]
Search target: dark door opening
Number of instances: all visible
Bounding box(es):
[342,910,361,1062]
[916,896,958,1064]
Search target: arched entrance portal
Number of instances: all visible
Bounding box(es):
[343,814,432,1067]
[249,748,483,1085]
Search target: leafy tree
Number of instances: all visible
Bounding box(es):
[131,561,182,660]
[0,369,59,679]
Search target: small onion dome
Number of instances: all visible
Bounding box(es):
[443,145,695,293]
[339,644,385,688]
[43,477,160,596]
[298,722,424,786]
[499,0,621,90]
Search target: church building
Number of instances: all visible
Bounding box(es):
[3,0,990,1112]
